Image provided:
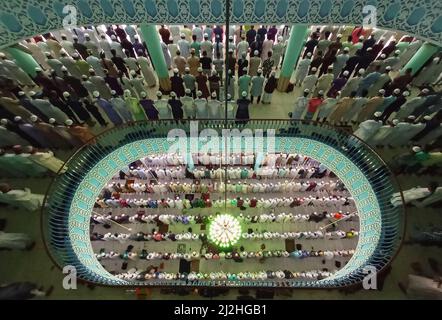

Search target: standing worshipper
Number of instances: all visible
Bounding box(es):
[72,36,88,59]
[356,65,382,96]
[104,69,124,96]
[110,35,126,58]
[250,69,265,104]
[110,49,129,77]
[304,91,324,120]
[208,70,221,99]
[261,72,278,104]
[84,34,99,56]
[168,38,178,61]
[137,52,156,87]
[124,90,146,121]
[382,50,401,72]
[327,91,356,124]
[294,53,312,86]
[213,55,224,84]
[227,70,236,100]
[187,49,200,76]
[353,112,383,141]
[381,91,409,123]
[158,25,171,44]
[132,35,147,57]
[207,92,222,119]
[246,26,257,46]
[181,89,195,119]
[194,90,208,119]
[236,91,251,123]
[314,66,333,96]
[367,67,392,97]
[316,94,340,122]
[340,69,365,98]
[121,37,136,58]
[327,71,349,98]
[110,90,133,122]
[261,36,274,61]
[93,91,123,126]
[238,71,252,99]
[332,47,350,79]
[58,51,82,78]
[200,34,213,59]
[249,51,261,77]
[63,92,95,126]
[192,25,203,43]
[213,36,224,60]
[196,68,210,99]
[98,34,113,58]
[154,91,173,119]
[86,51,105,77]
[318,48,338,77]
[45,52,64,77]
[341,50,361,76]
[355,90,386,123]
[170,69,185,98]
[199,51,212,76]
[303,36,319,58]
[237,36,249,59]
[168,92,184,120]
[89,69,112,99]
[183,68,196,97]
[99,52,119,78]
[262,52,274,78]
[237,53,248,77]
[173,50,187,75]
[177,34,190,58]
[160,40,172,68]
[272,37,285,69]
[386,68,413,96]
[347,90,369,123]
[129,71,147,99]
[226,49,236,76]
[302,68,318,94]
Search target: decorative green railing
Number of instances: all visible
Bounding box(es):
[41,119,405,288]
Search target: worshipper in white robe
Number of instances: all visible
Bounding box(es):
[413,57,441,87]
[294,53,312,86]
[110,35,126,58]
[181,89,195,119]
[316,96,339,121]
[271,36,285,68]
[291,89,309,119]
[353,112,383,142]
[348,93,369,123]
[59,53,82,78]
[89,70,112,99]
[261,37,274,61]
[332,48,350,79]
[170,25,181,43]
[390,116,427,147]
[45,53,65,77]
[392,89,429,121]
[86,53,105,77]
[200,34,213,59]
[207,92,222,118]
[129,71,146,99]
[137,53,156,87]
[177,34,191,58]
[340,69,364,98]
[248,51,261,77]
[28,92,68,124]
[0,53,35,86]
[24,146,66,174]
[237,36,249,59]
[391,182,438,207]
[0,232,34,250]
[0,183,44,211]
[110,91,133,122]
[368,119,399,146]
[84,34,100,56]
[98,34,113,58]
[226,94,237,118]
[160,41,172,69]
[194,90,208,119]
[59,34,76,56]
[154,91,172,119]
[314,66,333,96]
[301,68,318,93]
[168,39,179,60]
[416,123,442,146]
[22,40,50,69]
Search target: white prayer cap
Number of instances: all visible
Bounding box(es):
[180,33,185,38]
[379,89,385,95]
[88,68,95,73]
[197,67,203,72]
[380,54,386,59]
[254,50,259,55]
[14,116,22,122]
[241,91,247,97]
[211,91,216,98]
[243,67,248,72]
[63,91,70,98]
[402,91,410,96]
[358,68,365,74]
[343,70,349,76]
[48,118,56,124]
[337,34,342,38]
[257,68,262,74]
[173,68,179,73]
[423,115,432,120]
[0,118,8,125]
[124,89,131,95]
[422,88,430,93]
[434,57,440,62]
[134,35,139,39]
[343,47,349,52]
[111,35,116,40]
[303,89,310,93]
[278,36,283,41]
[394,50,401,55]
[30,115,38,122]
[385,66,392,71]
[374,111,382,117]
[156,91,162,97]
[130,70,137,76]
[45,51,52,57]
[18,91,25,97]
[65,119,73,126]
[197,90,202,97]
[35,67,42,72]
[367,47,372,51]
[170,91,176,97]
[311,67,317,72]
[81,75,88,80]
[229,36,233,40]
[93,91,100,97]
[380,36,386,41]
[61,66,67,72]
[140,91,147,98]
[28,91,36,97]
[393,88,401,94]
[227,94,231,99]
[306,52,312,57]
[185,88,191,94]
[84,33,90,39]
[184,67,190,72]
[392,119,399,125]
[318,90,324,96]
[412,146,421,153]
[408,115,416,120]
[60,50,67,56]
[328,65,333,70]
[228,48,233,53]
[359,36,365,40]
[72,53,79,58]
[204,33,209,38]
[72,35,78,40]
[110,90,116,95]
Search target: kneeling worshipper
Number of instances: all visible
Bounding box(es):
[0,183,45,211]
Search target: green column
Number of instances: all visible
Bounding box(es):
[402,42,439,76]
[4,46,40,77]
[277,25,309,92]
[139,23,171,91]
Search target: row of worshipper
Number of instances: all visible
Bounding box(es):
[96,248,354,262]
[390,182,442,208]
[0,183,45,211]
[110,180,344,196]
[91,210,356,226]
[0,145,66,178]
[354,112,441,148]
[102,180,346,196]
[94,195,352,209]
[391,146,442,176]
[290,84,440,125]
[116,269,334,281]
[93,229,355,242]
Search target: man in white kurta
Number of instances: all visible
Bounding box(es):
[194,91,208,119]
[353,112,383,142]
[207,92,222,118]
[181,89,195,119]
[301,68,318,93]
[154,91,172,119]
[294,53,312,86]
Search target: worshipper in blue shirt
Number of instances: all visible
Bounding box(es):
[93,91,123,125]
[356,65,382,96]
